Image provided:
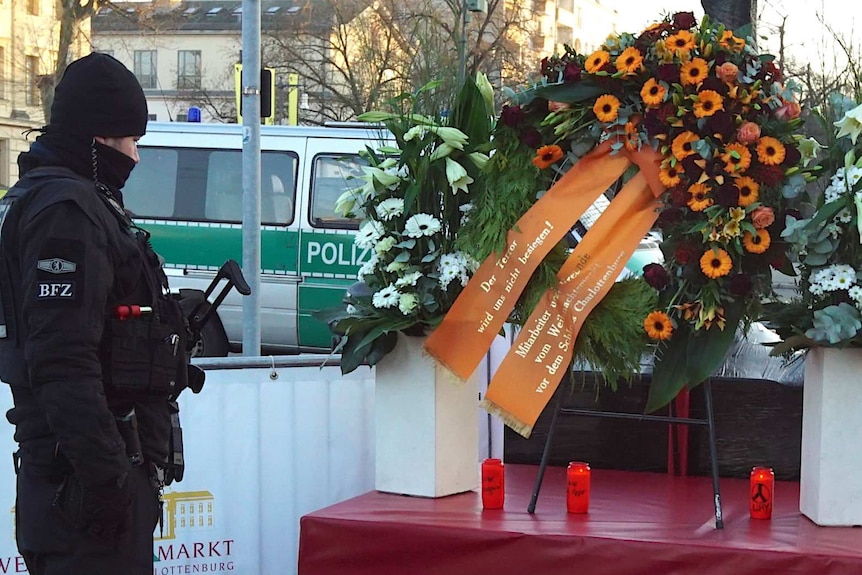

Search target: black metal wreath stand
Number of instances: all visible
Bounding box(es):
[525,369,724,529]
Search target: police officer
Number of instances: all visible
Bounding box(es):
[0,53,192,574]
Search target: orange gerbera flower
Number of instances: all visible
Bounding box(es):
[672,131,699,160]
[700,248,733,279]
[756,136,786,165]
[616,47,644,75]
[532,145,564,169]
[721,143,752,173]
[666,30,696,55]
[640,78,666,107]
[658,163,683,187]
[693,90,724,118]
[681,57,709,86]
[735,176,760,207]
[719,30,746,52]
[687,182,713,211]
[585,49,610,73]
[743,229,771,254]
[593,94,621,122]
[644,311,674,340]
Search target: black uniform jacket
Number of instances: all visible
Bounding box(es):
[0,165,171,489]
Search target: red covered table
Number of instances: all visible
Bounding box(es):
[299,464,862,575]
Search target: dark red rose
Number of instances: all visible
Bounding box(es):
[656,206,683,228]
[766,246,788,271]
[643,109,664,138]
[541,57,553,79]
[674,244,696,265]
[643,263,670,290]
[715,182,740,207]
[705,110,735,140]
[701,76,729,96]
[748,162,785,187]
[520,128,542,148]
[713,52,729,67]
[501,105,524,127]
[681,155,705,181]
[782,144,801,167]
[669,186,689,208]
[563,62,582,82]
[729,273,753,296]
[657,63,679,83]
[672,11,697,29]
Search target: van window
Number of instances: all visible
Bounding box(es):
[125,146,298,225]
[309,154,366,229]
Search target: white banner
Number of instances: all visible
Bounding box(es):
[0,364,376,575]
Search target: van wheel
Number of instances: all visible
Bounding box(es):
[192,317,231,357]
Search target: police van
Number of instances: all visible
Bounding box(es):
[125,121,665,357]
[123,121,387,356]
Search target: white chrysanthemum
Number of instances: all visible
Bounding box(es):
[375,236,397,255]
[357,251,378,278]
[833,264,857,289]
[395,271,422,287]
[809,283,825,297]
[836,208,854,224]
[398,292,419,315]
[850,285,862,304]
[438,252,471,289]
[346,304,357,314]
[372,285,400,309]
[404,213,441,238]
[355,220,384,249]
[375,198,405,221]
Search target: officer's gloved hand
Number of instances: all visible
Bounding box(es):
[81,475,133,547]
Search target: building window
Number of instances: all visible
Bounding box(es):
[177,51,201,90]
[27,0,38,15]
[134,50,157,89]
[25,56,39,106]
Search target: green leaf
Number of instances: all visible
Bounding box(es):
[364,331,399,366]
[646,300,744,413]
[532,80,604,104]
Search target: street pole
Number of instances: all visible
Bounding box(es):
[241,0,262,356]
[458,0,467,85]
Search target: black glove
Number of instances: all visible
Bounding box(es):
[54,473,132,547]
[81,475,133,546]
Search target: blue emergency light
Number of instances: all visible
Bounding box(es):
[187,106,202,122]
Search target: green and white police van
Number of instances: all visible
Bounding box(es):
[123,121,387,356]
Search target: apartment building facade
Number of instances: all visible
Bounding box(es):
[0,0,88,187]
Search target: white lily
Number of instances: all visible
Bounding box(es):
[334,187,362,216]
[362,166,400,189]
[445,158,474,194]
[429,143,457,162]
[468,152,489,170]
[358,111,397,123]
[797,137,823,167]
[431,126,469,150]
[404,125,430,141]
[475,72,495,114]
[834,103,862,145]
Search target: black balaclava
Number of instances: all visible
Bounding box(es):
[17,52,148,196]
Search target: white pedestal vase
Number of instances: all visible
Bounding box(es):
[374,332,479,498]
[800,347,862,526]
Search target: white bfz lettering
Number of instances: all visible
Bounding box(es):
[37,283,73,298]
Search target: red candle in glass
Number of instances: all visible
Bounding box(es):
[481,458,505,509]
[750,466,774,520]
[566,461,591,514]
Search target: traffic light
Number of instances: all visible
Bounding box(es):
[234,64,276,124]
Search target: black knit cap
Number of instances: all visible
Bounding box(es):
[50,52,148,138]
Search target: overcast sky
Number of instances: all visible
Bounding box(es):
[604,0,861,73]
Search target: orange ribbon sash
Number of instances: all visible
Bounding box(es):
[423,142,665,437]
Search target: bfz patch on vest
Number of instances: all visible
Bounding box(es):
[34,239,83,304]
